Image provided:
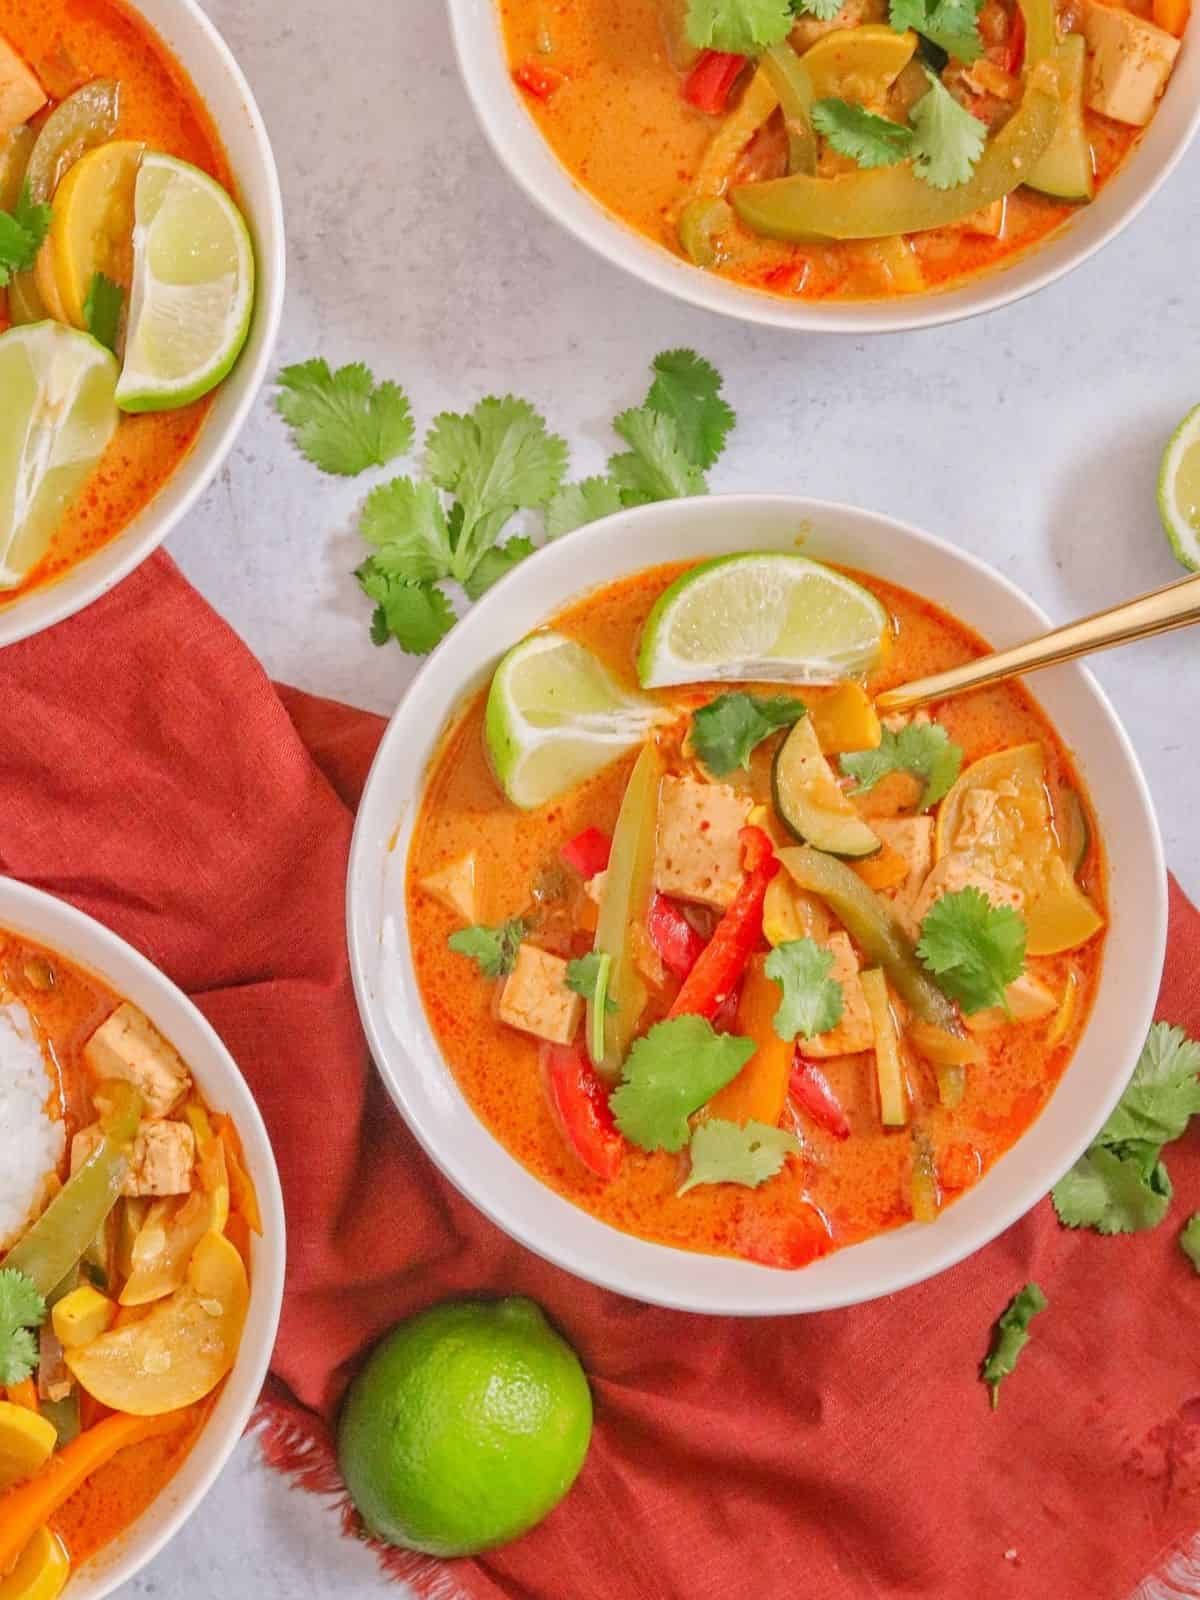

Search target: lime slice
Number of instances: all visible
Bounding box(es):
[485,631,666,810]
[1158,402,1200,571]
[0,321,119,589]
[115,152,255,414]
[637,552,890,688]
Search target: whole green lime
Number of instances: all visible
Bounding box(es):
[337,1296,593,1557]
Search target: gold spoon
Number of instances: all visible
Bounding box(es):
[876,570,1200,714]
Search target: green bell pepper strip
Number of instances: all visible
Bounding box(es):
[761,43,818,176]
[731,57,1061,241]
[590,742,663,1081]
[4,1122,135,1298]
[1018,0,1058,68]
[776,846,963,1033]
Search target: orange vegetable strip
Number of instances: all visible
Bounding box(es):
[214,1116,263,1235]
[706,956,792,1126]
[3,1380,39,1413]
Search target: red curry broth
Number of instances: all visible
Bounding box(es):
[0,0,233,602]
[407,561,1105,1266]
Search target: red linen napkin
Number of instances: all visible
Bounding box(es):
[4,551,1200,1600]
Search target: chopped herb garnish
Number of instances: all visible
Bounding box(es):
[610,1016,755,1153]
[678,1118,802,1195]
[889,0,984,62]
[764,938,845,1041]
[840,720,962,811]
[447,918,528,980]
[690,692,806,777]
[275,359,414,476]
[566,952,618,1012]
[916,887,1026,1015]
[83,271,124,354]
[685,0,796,55]
[812,72,985,191]
[0,183,52,288]
[981,1281,1046,1409]
[811,100,917,168]
[0,1267,47,1386]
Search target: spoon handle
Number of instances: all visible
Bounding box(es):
[875,570,1200,714]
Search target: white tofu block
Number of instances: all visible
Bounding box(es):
[72,1118,196,1197]
[654,775,752,911]
[84,1003,192,1119]
[801,932,876,1059]
[497,944,583,1046]
[1084,1,1180,125]
[0,34,46,136]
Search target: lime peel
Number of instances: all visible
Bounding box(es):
[1158,402,1200,572]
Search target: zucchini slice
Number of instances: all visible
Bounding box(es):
[771,718,881,858]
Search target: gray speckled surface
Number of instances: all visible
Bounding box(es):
[122,0,1200,1592]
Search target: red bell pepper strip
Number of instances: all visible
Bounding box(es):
[735,1202,833,1269]
[682,50,746,114]
[561,827,612,881]
[668,827,779,1021]
[790,1058,851,1141]
[647,892,707,980]
[543,1042,625,1181]
[1005,5,1026,74]
[710,980,744,1034]
[514,60,566,102]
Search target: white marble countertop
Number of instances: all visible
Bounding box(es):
[120,0,1200,1592]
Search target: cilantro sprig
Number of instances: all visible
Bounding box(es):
[685,0,841,53]
[690,692,806,777]
[890,0,984,62]
[811,71,986,192]
[764,938,844,1040]
[447,918,528,980]
[84,272,124,355]
[0,1267,47,1386]
[916,887,1026,1015]
[0,183,52,289]
[980,1282,1046,1409]
[566,952,617,1013]
[678,1118,801,1195]
[1052,1023,1200,1235]
[276,360,414,477]
[841,719,963,811]
[611,1016,755,1152]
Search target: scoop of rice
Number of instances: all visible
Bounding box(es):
[0,1000,65,1252]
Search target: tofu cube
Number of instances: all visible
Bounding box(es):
[1084,1,1180,125]
[72,1118,196,1197]
[801,932,876,1059]
[871,817,934,908]
[953,789,1000,852]
[0,34,46,136]
[84,1003,191,1118]
[654,775,752,911]
[420,854,479,924]
[909,853,1025,930]
[497,944,583,1046]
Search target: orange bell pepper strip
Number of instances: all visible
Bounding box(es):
[3,1380,39,1413]
[668,828,780,1021]
[0,1410,188,1572]
[705,955,792,1126]
[213,1115,263,1235]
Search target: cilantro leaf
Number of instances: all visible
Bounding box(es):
[916,887,1026,1014]
[566,951,618,1012]
[545,476,625,540]
[909,69,986,189]
[360,478,453,583]
[609,408,707,507]
[764,938,845,1041]
[793,0,846,20]
[811,99,914,168]
[0,1267,47,1386]
[356,563,457,655]
[646,349,736,472]
[686,0,796,54]
[83,271,123,354]
[678,1118,802,1195]
[1180,1213,1200,1273]
[690,693,806,777]
[427,397,567,578]
[1097,1022,1200,1147]
[1051,1143,1173,1235]
[447,918,528,980]
[840,721,962,810]
[276,360,414,476]
[0,183,52,288]
[980,1282,1046,1409]
[461,537,536,600]
[889,0,983,61]
[611,1016,756,1152]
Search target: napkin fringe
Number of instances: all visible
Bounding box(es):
[251,1390,473,1600]
[1131,1535,1200,1600]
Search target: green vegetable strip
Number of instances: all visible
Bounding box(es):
[4,1140,131,1297]
[761,44,818,175]
[981,1282,1047,1408]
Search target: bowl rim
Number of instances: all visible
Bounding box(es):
[0,874,286,1596]
[0,0,286,649]
[346,492,1168,1315]
[446,0,1200,334]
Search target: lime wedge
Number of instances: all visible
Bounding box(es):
[485,632,667,810]
[0,321,119,589]
[1158,402,1200,572]
[637,552,889,688]
[115,153,255,414]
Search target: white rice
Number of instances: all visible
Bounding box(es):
[0,1000,65,1252]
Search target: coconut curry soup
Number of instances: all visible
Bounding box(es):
[501,0,1186,302]
[0,0,255,601]
[0,931,261,1590]
[408,553,1106,1271]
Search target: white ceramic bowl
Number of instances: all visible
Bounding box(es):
[0,876,286,1597]
[0,0,285,649]
[348,495,1167,1315]
[448,0,1199,333]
